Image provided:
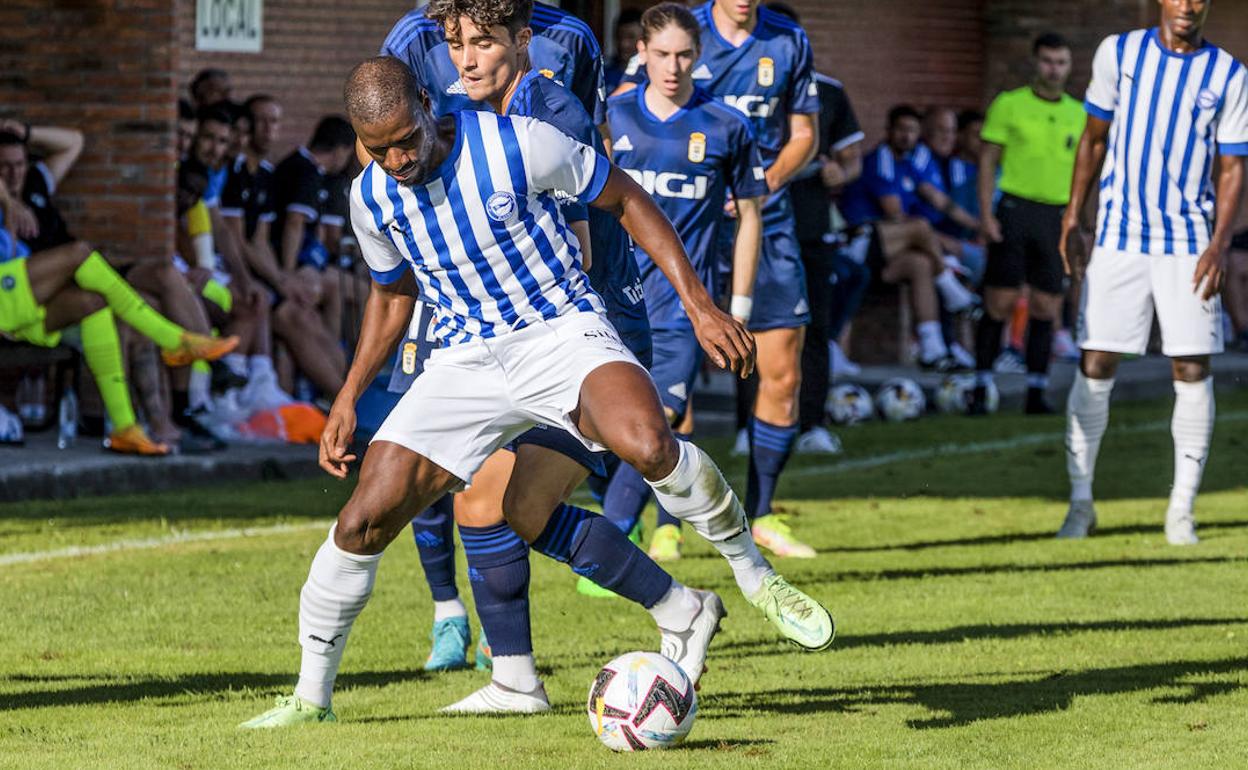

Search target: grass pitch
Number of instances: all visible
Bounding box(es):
[2,391,1246,769]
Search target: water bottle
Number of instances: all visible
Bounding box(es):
[57,387,78,449]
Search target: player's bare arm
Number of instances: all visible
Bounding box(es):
[978,141,1004,242]
[280,210,306,272]
[764,111,817,192]
[1060,115,1110,278]
[918,179,979,232]
[590,165,755,377]
[730,194,764,322]
[1194,155,1246,300]
[321,270,418,478]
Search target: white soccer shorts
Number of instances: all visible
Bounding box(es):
[1078,246,1224,357]
[371,310,643,484]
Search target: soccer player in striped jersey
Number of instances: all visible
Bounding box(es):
[377,0,651,684]
[1058,0,1248,545]
[239,55,834,728]
[600,3,769,560]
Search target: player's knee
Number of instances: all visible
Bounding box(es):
[1172,357,1210,383]
[984,289,1017,320]
[334,507,390,555]
[79,291,106,316]
[1080,351,1118,380]
[620,428,679,480]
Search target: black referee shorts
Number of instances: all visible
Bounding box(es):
[985,193,1065,295]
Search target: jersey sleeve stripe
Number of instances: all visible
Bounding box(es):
[370,262,409,285]
[583,154,611,203]
[831,130,865,152]
[1220,141,1248,155]
[1084,100,1114,121]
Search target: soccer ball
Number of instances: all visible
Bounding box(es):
[933,374,973,414]
[876,378,926,421]
[826,383,874,425]
[587,651,697,751]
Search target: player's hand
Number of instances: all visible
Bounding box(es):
[7,202,39,240]
[690,304,755,378]
[1193,242,1228,301]
[722,197,738,220]
[818,154,846,190]
[1059,208,1090,281]
[319,398,358,479]
[980,214,1003,244]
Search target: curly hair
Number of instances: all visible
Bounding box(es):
[425,0,533,39]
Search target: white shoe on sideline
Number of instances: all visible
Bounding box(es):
[1057,499,1097,538]
[731,428,749,456]
[440,681,551,714]
[829,341,861,379]
[796,427,843,455]
[949,343,976,370]
[993,349,1027,374]
[1165,509,1199,545]
[1053,329,1080,362]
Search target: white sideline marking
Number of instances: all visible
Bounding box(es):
[0,521,331,567]
[6,411,1246,566]
[787,410,1248,479]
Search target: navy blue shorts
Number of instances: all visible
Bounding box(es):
[648,326,702,420]
[506,424,607,476]
[749,225,811,331]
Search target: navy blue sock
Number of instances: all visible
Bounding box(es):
[459,522,532,657]
[654,432,691,530]
[601,462,652,534]
[410,495,458,602]
[745,417,798,521]
[531,503,673,608]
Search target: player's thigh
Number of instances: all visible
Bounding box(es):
[500,444,589,542]
[337,440,461,554]
[1150,255,1225,358]
[1078,247,1154,356]
[575,361,673,461]
[453,449,515,528]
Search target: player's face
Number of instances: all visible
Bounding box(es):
[957,120,983,159]
[1034,46,1072,91]
[1158,0,1210,40]
[887,116,921,154]
[194,119,231,170]
[923,110,957,159]
[615,21,642,62]
[444,16,532,105]
[176,118,196,158]
[249,100,282,157]
[356,98,439,185]
[230,116,251,157]
[0,144,27,198]
[713,0,760,26]
[194,74,231,109]
[639,24,699,99]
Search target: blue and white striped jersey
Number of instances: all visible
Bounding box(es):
[1086,28,1248,256]
[351,111,611,346]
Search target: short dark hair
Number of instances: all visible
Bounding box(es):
[616,8,642,27]
[641,3,701,47]
[426,0,533,39]
[887,104,922,127]
[1033,32,1070,55]
[309,115,356,151]
[196,105,232,128]
[178,98,195,122]
[0,131,25,148]
[345,57,423,127]
[957,109,984,132]
[766,2,800,23]
[190,68,228,97]
[244,94,277,122]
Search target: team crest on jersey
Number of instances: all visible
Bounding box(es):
[1,276,14,291]
[401,342,418,374]
[757,57,775,87]
[1196,88,1218,110]
[486,190,518,222]
[687,132,706,163]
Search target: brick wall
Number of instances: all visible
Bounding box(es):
[175,0,401,162]
[0,0,178,262]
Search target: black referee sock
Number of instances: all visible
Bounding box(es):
[975,315,1005,375]
[1025,318,1054,385]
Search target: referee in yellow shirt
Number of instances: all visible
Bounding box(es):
[972,33,1086,415]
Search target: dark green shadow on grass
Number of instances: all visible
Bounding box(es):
[703,656,1248,728]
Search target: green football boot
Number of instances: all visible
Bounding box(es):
[238,695,336,729]
[748,574,835,651]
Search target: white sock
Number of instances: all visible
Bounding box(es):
[492,654,540,692]
[648,442,774,597]
[1169,378,1214,514]
[917,321,947,361]
[223,353,248,378]
[433,597,467,622]
[648,581,699,631]
[294,528,381,708]
[1066,372,1114,502]
[188,367,212,411]
[934,269,975,312]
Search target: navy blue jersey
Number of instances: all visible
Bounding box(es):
[506,69,648,341]
[608,86,767,329]
[381,3,607,125]
[839,143,920,228]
